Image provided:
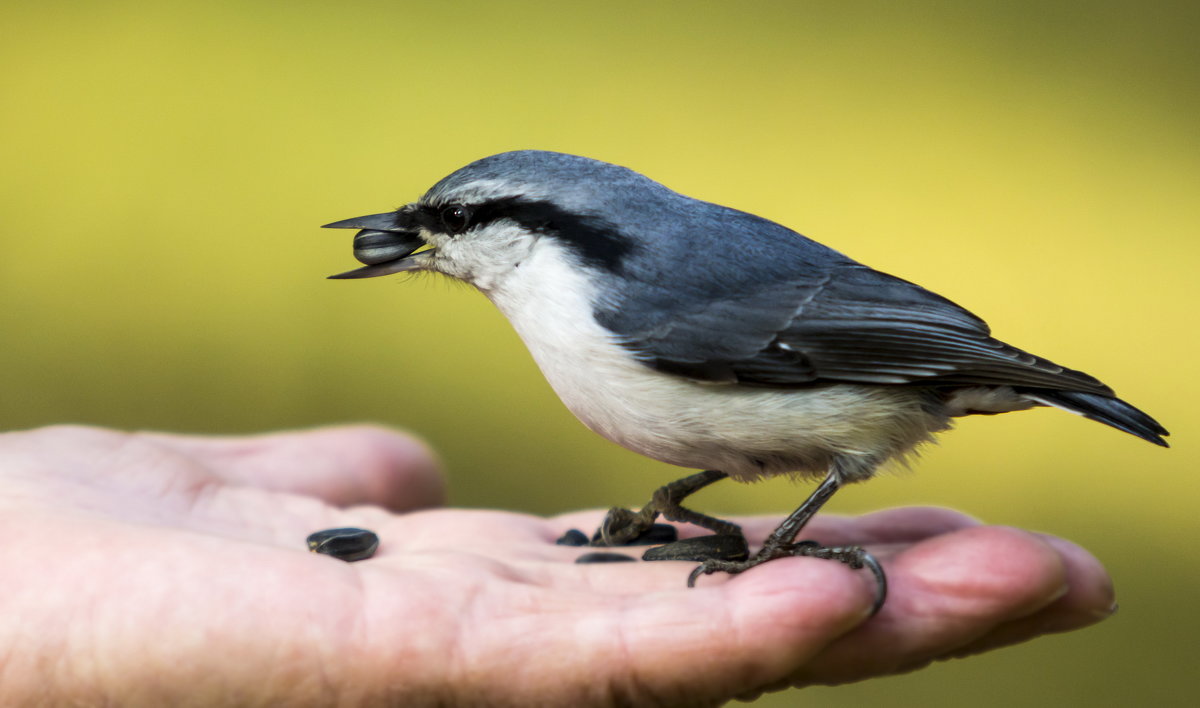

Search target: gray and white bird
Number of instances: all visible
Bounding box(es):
[324,150,1168,609]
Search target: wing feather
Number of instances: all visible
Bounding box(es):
[608,260,1112,395]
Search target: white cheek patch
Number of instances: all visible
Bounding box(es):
[428,223,537,291]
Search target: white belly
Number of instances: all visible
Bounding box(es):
[482,240,947,481]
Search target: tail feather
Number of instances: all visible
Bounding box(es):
[1020,389,1169,447]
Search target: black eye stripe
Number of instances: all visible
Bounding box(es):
[418,197,634,272]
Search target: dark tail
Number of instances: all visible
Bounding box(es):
[1019,389,1169,447]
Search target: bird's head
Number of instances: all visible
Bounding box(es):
[324,151,643,291]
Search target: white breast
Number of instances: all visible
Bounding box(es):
[481,238,947,481]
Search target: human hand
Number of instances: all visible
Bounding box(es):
[0,425,1114,706]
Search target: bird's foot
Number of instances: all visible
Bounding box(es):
[568,517,746,564]
[592,505,665,546]
[588,469,738,547]
[687,539,888,615]
[562,469,744,565]
[558,518,677,549]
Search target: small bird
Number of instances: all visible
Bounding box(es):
[324,150,1168,611]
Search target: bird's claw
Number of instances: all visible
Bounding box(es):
[592,506,660,546]
[685,540,888,615]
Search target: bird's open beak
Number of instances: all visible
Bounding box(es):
[323,212,430,279]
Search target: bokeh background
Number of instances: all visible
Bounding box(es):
[2,1,1196,704]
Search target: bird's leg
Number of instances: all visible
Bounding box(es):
[592,470,744,551]
[687,471,888,615]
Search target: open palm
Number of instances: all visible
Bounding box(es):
[0,425,1113,706]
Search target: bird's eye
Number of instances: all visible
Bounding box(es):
[439,204,472,235]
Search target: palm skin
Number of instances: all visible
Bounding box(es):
[0,425,1113,706]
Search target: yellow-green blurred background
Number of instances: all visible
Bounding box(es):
[2,1,1196,704]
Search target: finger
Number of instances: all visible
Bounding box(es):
[941,534,1116,659]
[373,551,875,705]
[785,525,1069,688]
[578,558,877,702]
[140,425,444,512]
[733,506,982,546]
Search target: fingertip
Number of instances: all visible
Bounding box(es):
[330,424,446,511]
[893,525,1069,619]
[784,526,1075,686]
[1033,533,1116,621]
[286,424,445,511]
[938,533,1117,660]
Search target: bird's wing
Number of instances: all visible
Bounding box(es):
[601,261,1112,394]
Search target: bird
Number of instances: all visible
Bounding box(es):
[323,150,1168,612]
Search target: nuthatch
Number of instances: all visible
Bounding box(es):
[325,150,1168,613]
